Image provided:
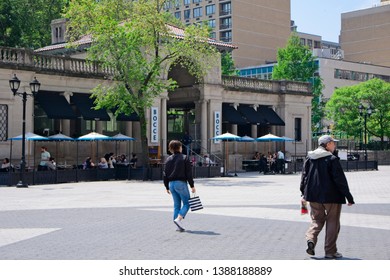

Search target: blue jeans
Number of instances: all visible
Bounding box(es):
[169,180,190,220]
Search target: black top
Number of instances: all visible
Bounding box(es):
[300,154,354,204]
[163,153,194,190]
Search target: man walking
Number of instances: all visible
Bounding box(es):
[300,135,354,259]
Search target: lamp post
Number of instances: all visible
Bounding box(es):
[358,103,372,166]
[9,74,41,188]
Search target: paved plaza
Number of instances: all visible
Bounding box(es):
[0,166,389,260]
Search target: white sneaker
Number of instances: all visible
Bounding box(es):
[174,218,185,231]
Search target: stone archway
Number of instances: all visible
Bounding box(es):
[167,63,201,153]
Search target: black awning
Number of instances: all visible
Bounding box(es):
[71,93,111,121]
[36,91,78,119]
[259,106,285,126]
[222,103,248,125]
[237,104,267,125]
[111,108,140,122]
[237,104,285,126]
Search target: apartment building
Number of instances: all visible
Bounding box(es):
[166,0,291,68]
[340,1,390,67]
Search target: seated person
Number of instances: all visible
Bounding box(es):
[0,158,12,172]
[47,157,56,170]
[98,157,108,169]
[83,157,95,169]
[252,152,260,160]
[203,155,214,166]
[129,153,138,168]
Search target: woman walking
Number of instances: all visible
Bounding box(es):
[163,140,196,231]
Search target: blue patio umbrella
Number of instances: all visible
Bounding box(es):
[48,133,75,141]
[48,133,75,168]
[238,135,255,160]
[211,132,241,175]
[9,132,49,169]
[111,133,136,156]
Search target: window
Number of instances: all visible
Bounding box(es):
[220,3,231,15]
[208,19,216,28]
[193,0,202,3]
[184,0,190,5]
[300,38,306,45]
[294,118,302,141]
[193,7,202,18]
[220,30,232,42]
[174,0,181,8]
[209,32,216,39]
[0,105,8,141]
[307,39,312,48]
[206,4,215,15]
[220,17,231,29]
[163,1,171,9]
[184,9,191,19]
[174,11,181,19]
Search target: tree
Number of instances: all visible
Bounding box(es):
[65,0,219,170]
[221,51,238,76]
[326,78,390,146]
[0,0,67,48]
[272,34,324,133]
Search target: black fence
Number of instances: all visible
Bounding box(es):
[0,165,222,187]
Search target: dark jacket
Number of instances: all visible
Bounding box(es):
[163,153,194,190]
[300,147,354,204]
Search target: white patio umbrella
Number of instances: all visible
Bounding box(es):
[77,132,112,165]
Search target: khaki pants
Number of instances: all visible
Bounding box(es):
[306,202,342,255]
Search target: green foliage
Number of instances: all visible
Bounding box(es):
[272,34,317,82]
[326,78,390,143]
[0,0,67,48]
[65,0,219,166]
[221,52,239,76]
[272,33,324,132]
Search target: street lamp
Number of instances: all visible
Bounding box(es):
[9,74,41,188]
[358,103,373,165]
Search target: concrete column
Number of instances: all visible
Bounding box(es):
[60,91,72,136]
[201,99,208,151]
[96,121,103,134]
[251,125,257,138]
[232,124,238,153]
[125,121,133,153]
[161,96,168,156]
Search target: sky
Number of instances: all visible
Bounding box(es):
[291,0,382,42]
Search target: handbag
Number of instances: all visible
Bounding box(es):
[189,193,203,211]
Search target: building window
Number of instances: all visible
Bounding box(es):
[220,3,231,15]
[208,19,216,28]
[307,39,312,48]
[193,7,202,18]
[206,4,215,15]
[184,9,191,19]
[294,118,302,142]
[300,38,306,45]
[163,1,171,10]
[220,30,232,42]
[209,32,216,39]
[174,11,181,19]
[184,0,190,5]
[193,0,202,3]
[220,17,231,29]
[174,0,181,8]
[0,105,8,141]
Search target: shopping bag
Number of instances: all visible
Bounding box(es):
[189,194,203,211]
